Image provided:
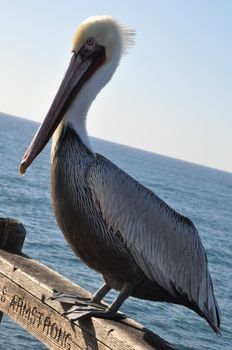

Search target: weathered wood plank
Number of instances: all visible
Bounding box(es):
[0,218,26,254]
[0,217,26,323]
[0,250,176,350]
[0,274,79,350]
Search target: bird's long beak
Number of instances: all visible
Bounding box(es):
[19,44,105,175]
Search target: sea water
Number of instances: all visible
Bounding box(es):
[0,113,231,349]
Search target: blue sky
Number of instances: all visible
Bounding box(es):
[0,1,231,172]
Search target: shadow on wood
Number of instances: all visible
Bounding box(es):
[0,218,177,349]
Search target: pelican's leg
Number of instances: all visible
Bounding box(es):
[91,283,111,303]
[50,283,110,307]
[63,283,133,321]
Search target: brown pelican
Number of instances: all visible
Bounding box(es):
[19,16,220,334]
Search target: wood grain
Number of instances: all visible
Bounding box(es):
[0,218,176,349]
[0,217,26,323]
[0,251,176,350]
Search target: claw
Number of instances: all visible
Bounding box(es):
[50,290,91,304]
[62,306,126,321]
[50,290,107,309]
[50,288,127,321]
[62,304,105,315]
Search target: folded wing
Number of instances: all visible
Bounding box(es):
[87,154,220,332]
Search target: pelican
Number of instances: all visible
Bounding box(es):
[19,16,220,334]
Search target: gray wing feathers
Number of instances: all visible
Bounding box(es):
[87,155,219,325]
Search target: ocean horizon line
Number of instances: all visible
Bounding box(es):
[1,110,231,176]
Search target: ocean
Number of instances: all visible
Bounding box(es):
[0,112,231,349]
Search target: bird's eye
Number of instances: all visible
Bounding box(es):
[86,37,95,46]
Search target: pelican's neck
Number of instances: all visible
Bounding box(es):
[52,50,121,159]
[63,90,92,151]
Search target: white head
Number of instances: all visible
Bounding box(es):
[72,16,134,62]
[20,16,135,174]
[63,16,135,149]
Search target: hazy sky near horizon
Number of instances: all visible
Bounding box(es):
[0,1,231,172]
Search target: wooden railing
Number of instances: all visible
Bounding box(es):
[0,218,176,350]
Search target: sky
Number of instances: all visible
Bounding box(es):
[0,1,231,172]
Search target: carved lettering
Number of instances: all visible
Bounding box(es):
[64,333,72,350]
[50,322,59,339]
[57,328,67,346]
[17,297,23,314]
[9,294,19,310]
[0,286,8,302]
[43,316,51,335]
[9,295,24,315]
[54,328,71,349]
[35,310,44,328]
[30,306,37,324]
[22,303,31,320]
[2,288,72,349]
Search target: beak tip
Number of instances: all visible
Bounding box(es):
[19,161,26,176]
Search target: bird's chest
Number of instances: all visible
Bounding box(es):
[50,150,127,283]
[51,154,100,263]
[50,130,142,286]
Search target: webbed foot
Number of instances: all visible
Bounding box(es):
[50,282,133,322]
[50,290,107,309]
[62,304,126,321]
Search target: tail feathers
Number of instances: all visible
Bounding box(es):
[200,300,221,335]
[197,272,221,335]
